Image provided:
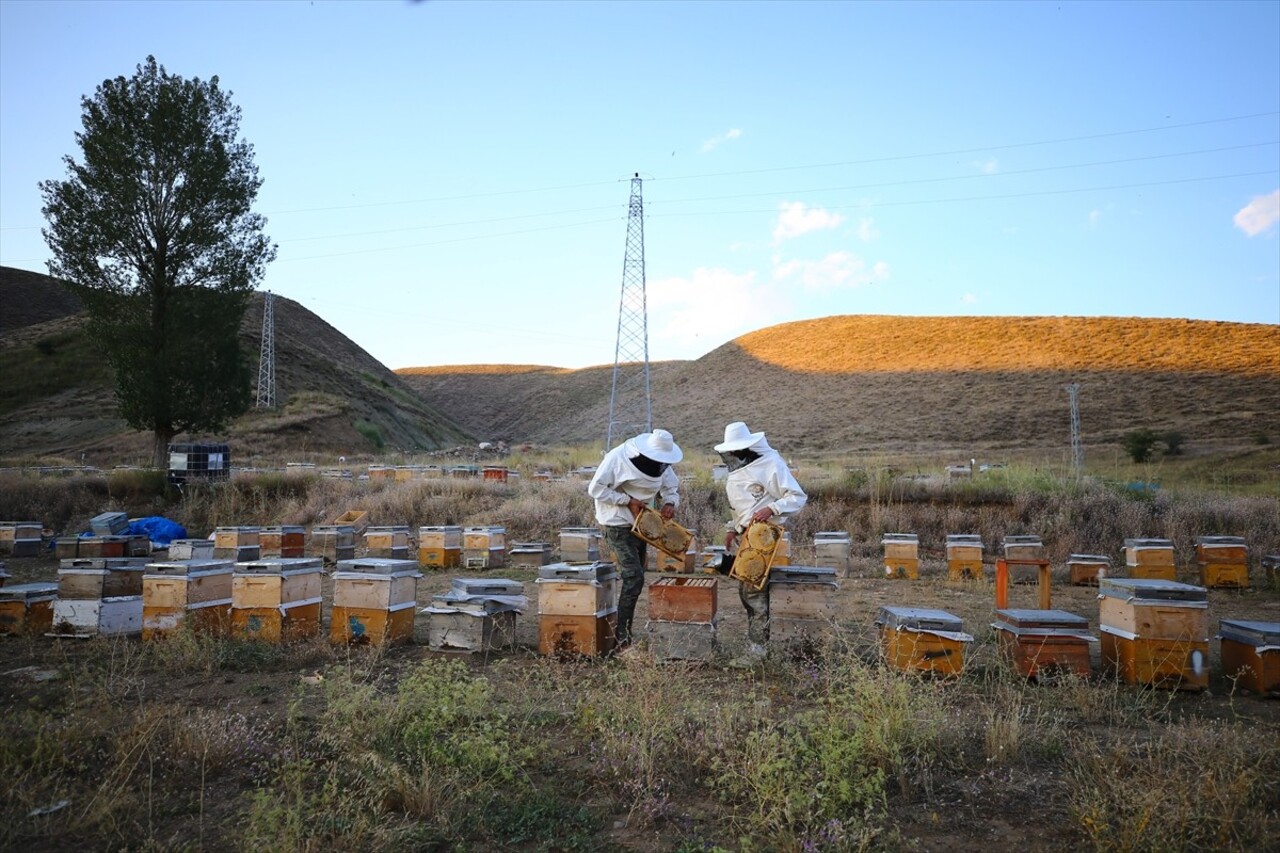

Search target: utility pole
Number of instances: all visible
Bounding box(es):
[256,290,276,409]
[1066,383,1082,476]
[605,174,652,449]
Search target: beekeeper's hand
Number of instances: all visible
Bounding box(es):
[660,503,675,520]
[751,506,776,524]
[628,498,645,518]
[725,530,737,550]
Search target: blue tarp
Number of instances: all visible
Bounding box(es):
[127,516,187,545]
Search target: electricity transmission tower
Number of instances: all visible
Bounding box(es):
[604,174,652,449]
[256,290,276,409]
[1066,383,1082,475]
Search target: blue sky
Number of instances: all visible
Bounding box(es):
[2,0,1277,370]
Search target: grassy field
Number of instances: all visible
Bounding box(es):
[1,451,1278,851]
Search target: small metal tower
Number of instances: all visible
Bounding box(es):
[256,290,276,409]
[1066,383,1083,475]
[605,174,652,449]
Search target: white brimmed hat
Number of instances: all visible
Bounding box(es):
[714,421,766,453]
[630,429,683,464]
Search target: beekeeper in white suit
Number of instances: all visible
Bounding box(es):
[588,428,683,651]
[715,421,807,666]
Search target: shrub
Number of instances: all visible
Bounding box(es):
[1120,429,1160,463]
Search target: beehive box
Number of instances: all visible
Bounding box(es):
[648,576,717,623]
[419,525,463,549]
[428,609,516,652]
[948,560,984,581]
[559,527,601,561]
[369,465,396,481]
[214,527,260,549]
[365,525,410,551]
[538,610,617,657]
[463,547,507,569]
[1003,535,1044,560]
[53,537,81,559]
[213,544,261,562]
[232,558,324,608]
[51,596,143,638]
[770,616,835,648]
[168,538,215,561]
[58,558,148,599]
[309,525,355,563]
[1067,553,1111,586]
[884,557,919,580]
[126,535,151,557]
[1098,578,1210,690]
[0,522,43,558]
[882,533,918,560]
[0,582,57,636]
[332,510,369,536]
[1262,554,1279,584]
[90,511,129,536]
[482,466,509,481]
[231,600,322,643]
[768,566,838,621]
[537,562,619,616]
[1123,538,1175,566]
[78,536,128,558]
[259,526,306,558]
[394,466,424,482]
[813,532,851,573]
[332,558,421,610]
[331,602,417,646]
[141,560,234,640]
[464,526,507,552]
[1200,561,1249,589]
[1100,632,1209,690]
[646,620,716,661]
[945,534,983,562]
[875,607,972,675]
[418,545,462,569]
[1218,619,1280,695]
[510,542,552,569]
[992,609,1094,678]
[1195,535,1247,563]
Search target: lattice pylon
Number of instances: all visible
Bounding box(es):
[256,290,276,409]
[1066,383,1082,475]
[605,174,652,450]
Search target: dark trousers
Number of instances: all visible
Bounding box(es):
[604,525,646,646]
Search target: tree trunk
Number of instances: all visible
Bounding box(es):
[152,427,174,470]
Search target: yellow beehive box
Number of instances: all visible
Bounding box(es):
[882,534,918,561]
[1195,536,1247,563]
[0,582,57,636]
[419,525,462,549]
[364,526,410,551]
[368,466,396,481]
[142,601,231,641]
[214,527,259,549]
[875,606,971,675]
[332,558,420,609]
[1123,538,1175,567]
[884,557,919,580]
[330,602,417,646]
[1098,578,1209,640]
[1067,553,1111,586]
[418,546,461,569]
[1200,562,1249,589]
[945,535,983,563]
[947,559,984,581]
[394,466,423,482]
[142,560,234,607]
[464,526,506,551]
[537,575,619,616]
[232,601,321,643]
[538,610,617,657]
[232,558,323,608]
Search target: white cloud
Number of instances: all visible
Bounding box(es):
[772,201,845,243]
[647,267,777,347]
[1088,209,1101,227]
[700,128,743,153]
[961,292,978,304]
[856,217,880,242]
[971,158,999,175]
[772,251,888,291]
[1233,189,1280,236]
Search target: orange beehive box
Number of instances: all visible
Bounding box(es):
[259,526,305,558]
[1100,631,1209,690]
[1200,562,1249,589]
[364,526,410,551]
[1067,553,1111,586]
[875,607,971,675]
[538,610,617,657]
[945,534,983,563]
[1195,536,1247,563]
[0,582,57,636]
[884,557,919,580]
[332,558,420,609]
[232,558,324,608]
[948,559,984,581]
[419,526,462,549]
[882,533,918,561]
[1123,538,1175,567]
[992,609,1093,678]
[418,546,461,569]
[1218,619,1280,695]
[463,526,506,551]
[142,601,232,641]
[648,576,717,623]
[330,602,416,646]
[231,601,321,643]
[78,536,128,558]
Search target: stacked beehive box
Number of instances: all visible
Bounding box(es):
[646,576,717,660]
[51,557,148,637]
[231,557,323,642]
[991,609,1094,678]
[426,578,525,652]
[946,534,984,580]
[0,521,43,558]
[394,466,424,482]
[1218,619,1280,695]
[1067,553,1111,586]
[259,525,305,558]
[537,561,618,656]
[509,542,552,569]
[418,525,462,569]
[78,535,129,558]
[1098,578,1209,690]
[142,559,234,640]
[168,538,215,561]
[90,511,129,536]
[1264,554,1280,586]
[0,582,57,636]
[213,526,260,562]
[1123,538,1177,581]
[330,557,421,645]
[812,532,851,576]
[1196,536,1249,589]
[882,534,919,579]
[53,536,82,559]
[368,465,396,481]
[768,566,839,648]
[364,525,410,559]
[1002,535,1044,584]
[309,524,355,564]
[875,606,972,675]
[332,510,369,536]
[463,525,507,568]
[559,527,601,563]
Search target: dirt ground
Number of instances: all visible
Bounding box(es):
[3,551,1278,851]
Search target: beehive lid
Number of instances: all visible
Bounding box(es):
[560,527,600,535]
[365,525,410,534]
[426,594,511,615]
[1262,554,1280,569]
[511,542,551,551]
[420,525,462,532]
[260,525,305,533]
[144,559,234,576]
[1218,619,1280,647]
[234,557,324,574]
[214,525,260,533]
[814,531,851,542]
[0,581,58,601]
[946,534,983,546]
[59,557,148,570]
[450,577,524,597]
[881,533,918,544]
[995,609,1089,630]
[310,525,354,535]
[1196,535,1246,547]
[537,561,616,582]
[1003,535,1042,545]
[334,557,420,575]
[1123,537,1173,549]
[1067,553,1111,564]
[875,606,963,632]
[768,565,838,587]
[1098,577,1208,603]
[465,525,506,534]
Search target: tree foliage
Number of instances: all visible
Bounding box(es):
[1120,428,1160,463]
[40,56,276,466]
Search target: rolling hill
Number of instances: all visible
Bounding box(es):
[398,315,1280,455]
[0,266,472,464]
